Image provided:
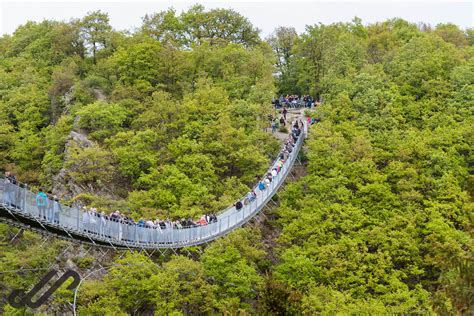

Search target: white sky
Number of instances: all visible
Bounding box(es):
[0,0,472,37]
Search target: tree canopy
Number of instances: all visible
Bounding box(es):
[0,8,472,315]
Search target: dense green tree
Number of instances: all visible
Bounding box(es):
[141,5,261,48]
[81,10,112,64]
[202,228,265,311]
[290,19,367,97]
[434,23,469,47]
[76,101,130,141]
[273,22,472,313]
[65,144,117,188]
[181,5,260,48]
[141,8,184,45]
[110,41,163,86]
[151,256,217,314]
[41,115,73,183]
[387,33,463,98]
[267,26,299,94]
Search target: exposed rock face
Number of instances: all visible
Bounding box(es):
[52,131,96,200]
[52,129,125,204]
[91,87,107,101]
[69,131,94,148]
[51,88,123,203]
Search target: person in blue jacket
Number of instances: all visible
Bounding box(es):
[36,191,49,220]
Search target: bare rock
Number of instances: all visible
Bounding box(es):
[69,131,94,148]
[52,131,95,200]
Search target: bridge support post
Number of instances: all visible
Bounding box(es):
[75,207,80,231]
[21,185,27,211]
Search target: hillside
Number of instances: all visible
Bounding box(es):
[0,7,472,314]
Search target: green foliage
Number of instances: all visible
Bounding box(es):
[77,253,218,314]
[111,41,162,85]
[41,115,73,183]
[0,10,472,315]
[65,145,117,186]
[76,101,130,141]
[290,19,368,96]
[258,278,303,314]
[82,74,110,92]
[150,256,217,314]
[201,228,265,311]
[434,23,469,47]
[80,10,112,63]
[74,256,95,269]
[141,8,184,44]
[107,130,159,180]
[387,34,463,97]
[77,279,127,315]
[273,22,472,314]
[103,253,160,312]
[0,226,66,312]
[141,5,261,48]
[267,26,299,94]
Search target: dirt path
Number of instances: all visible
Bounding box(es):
[268,108,306,142]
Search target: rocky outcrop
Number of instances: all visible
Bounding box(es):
[51,129,125,204]
[52,131,96,200]
[68,131,94,148]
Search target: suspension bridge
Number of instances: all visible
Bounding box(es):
[0,122,306,250]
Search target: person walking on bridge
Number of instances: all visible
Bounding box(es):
[4,171,17,207]
[280,116,285,127]
[235,200,243,211]
[36,190,49,220]
[52,195,61,224]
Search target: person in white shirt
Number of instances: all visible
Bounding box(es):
[271,168,278,177]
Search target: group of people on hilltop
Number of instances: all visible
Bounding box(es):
[272,95,315,108]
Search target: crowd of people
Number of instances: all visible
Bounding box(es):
[269,94,319,134]
[272,95,316,109]
[81,207,219,233]
[239,119,304,212]
[2,100,310,239]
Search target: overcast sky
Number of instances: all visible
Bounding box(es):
[1,0,472,37]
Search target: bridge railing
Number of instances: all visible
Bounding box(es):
[0,126,305,248]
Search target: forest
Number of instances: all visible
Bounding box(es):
[0,5,472,314]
